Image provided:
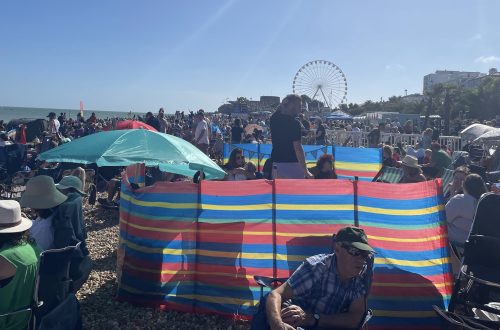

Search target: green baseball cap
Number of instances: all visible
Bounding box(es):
[334,226,375,253]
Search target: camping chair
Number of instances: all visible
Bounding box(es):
[253,256,374,330]
[448,193,500,326]
[0,243,82,330]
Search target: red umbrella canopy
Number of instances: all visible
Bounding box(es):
[115,120,158,132]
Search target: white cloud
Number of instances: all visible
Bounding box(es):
[474,55,500,64]
[385,63,405,71]
[470,33,483,41]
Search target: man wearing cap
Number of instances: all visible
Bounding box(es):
[263,227,374,330]
[0,200,39,330]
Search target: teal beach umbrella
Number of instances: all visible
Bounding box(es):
[38,129,226,179]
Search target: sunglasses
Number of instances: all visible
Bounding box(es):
[236,156,245,160]
[341,243,372,258]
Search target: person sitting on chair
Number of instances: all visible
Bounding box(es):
[20,176,68,251]
[0,200,40,330]
[261,227,375,330]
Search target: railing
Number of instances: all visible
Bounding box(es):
[320,130,462,151]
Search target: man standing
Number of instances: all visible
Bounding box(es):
[47,112,60,136]
[270,94,313,179]
[259,227,374,330]
[194,110,209,154]
[367,123,385,148]
[157,108,170,134]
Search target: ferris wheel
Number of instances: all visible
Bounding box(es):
[292,60,348,109]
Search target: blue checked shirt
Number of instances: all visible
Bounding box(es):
[287,253,371,315]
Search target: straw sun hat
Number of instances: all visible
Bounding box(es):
[0,200,32,234]
[20,175,68,210]
[400,155,420,169]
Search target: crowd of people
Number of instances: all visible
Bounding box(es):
[1,94,499,329]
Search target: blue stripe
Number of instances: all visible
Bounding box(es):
[121,200,198,218]
[201,194,272,205]
[375,247,450,260]
[359,211,444,225]
[275,194,354,205]
[358,196,440,210]
[373,264,452,276]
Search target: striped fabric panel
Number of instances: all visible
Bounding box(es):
[333,146,382,181]
[357,180,453,330]
[117,179,451,329]
[198,180,274,318]
[274,179,355,276]
[117,182,199,312]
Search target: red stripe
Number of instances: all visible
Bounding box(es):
[371,286,449,296]
[357,179,442,200]
[274,179,354,195]
[201,180,272,196]
[369,240,448,251]
[361,226,447,239]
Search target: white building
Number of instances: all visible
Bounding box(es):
[423,70,485,93]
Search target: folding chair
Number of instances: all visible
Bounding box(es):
[448,193,500,326]
[253,256,374,330]
[441,168,454,197]
[0,243,82,330]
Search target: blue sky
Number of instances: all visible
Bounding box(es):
[1,0,499,113]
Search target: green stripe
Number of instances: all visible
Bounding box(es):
[359,221,443,230]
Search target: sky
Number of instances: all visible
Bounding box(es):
[1,0,499,113]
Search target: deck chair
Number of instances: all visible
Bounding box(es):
[253,256,374,330]
[448,193,500,326]
[376,166,403,183]
[441,168,454,197]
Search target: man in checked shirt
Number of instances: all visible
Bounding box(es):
[265,227,375,330]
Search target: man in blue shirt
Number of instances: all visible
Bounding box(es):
[264,227,374,330]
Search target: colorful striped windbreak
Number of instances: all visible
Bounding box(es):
[117,179,452,329]
[223,144,381,181]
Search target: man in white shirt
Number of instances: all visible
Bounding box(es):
[194,110,209,154]
[47,112,60,135]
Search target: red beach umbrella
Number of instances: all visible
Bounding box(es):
[115,120,158,132]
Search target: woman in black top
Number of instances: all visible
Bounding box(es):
[230,119,244,144]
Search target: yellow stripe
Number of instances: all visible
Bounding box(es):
[201,203,272,211]
[120,284,258,306]
[373,310,437,318]
[122,193,198,209]
[335,161,381,172]
[275,204,353,211]
[375,257,450,267]
[358,205,443,216]
[368,234,446,243]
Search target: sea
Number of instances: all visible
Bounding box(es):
[0,106,145,123]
